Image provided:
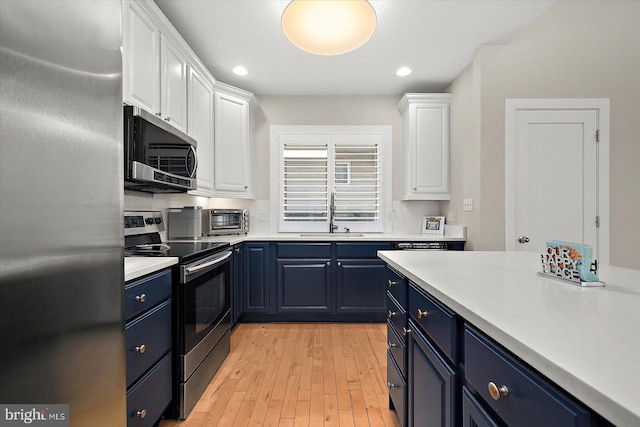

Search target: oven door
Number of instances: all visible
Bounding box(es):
[179,249,232,355]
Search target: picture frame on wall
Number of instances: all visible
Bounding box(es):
[422,216,445,235]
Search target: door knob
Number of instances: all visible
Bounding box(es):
[517,235,530,244]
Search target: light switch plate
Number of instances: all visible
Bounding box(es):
[463,199,474,212]
[447,211,457,223]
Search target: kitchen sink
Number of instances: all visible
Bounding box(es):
[299,233,366,237]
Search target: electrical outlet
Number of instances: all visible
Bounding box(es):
[447,211,457,224]
[463,199,474,212]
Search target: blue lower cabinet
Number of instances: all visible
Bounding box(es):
[336,259,387,315]
[125,300,171,387]
[408,320,457,427]
[277,259,331,312]
[231,244,243,325]
[462,386,499,427]
[243,243,271,313]
[125,268,173,427]
[126,352,172,427]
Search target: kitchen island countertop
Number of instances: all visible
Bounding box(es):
[377,250,640,427]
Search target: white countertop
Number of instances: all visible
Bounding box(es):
[124,257,179,282]
[168,225,467,245]
[377,250,640,427]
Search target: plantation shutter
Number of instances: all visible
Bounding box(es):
[282,143,328,223]
[334,143,379,223]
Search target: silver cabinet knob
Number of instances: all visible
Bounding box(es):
[337,261,342,267]
[135,294,146,303]
[488,382,509,400]
[387,310,396,319]
[244,185,248,189]
[417,308,428,319]
[164,117,171,122]
[413,187,417,191]
[155,112,162,117]
[387,279,396,287]
[135,344,146,354]
[387,382,398,389]
[136,409,147,418]
[326,261,330,266]
[402,327,411,336]
[517,235,530,244]
[388,342,397,348]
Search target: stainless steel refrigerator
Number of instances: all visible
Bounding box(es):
[0,1,126,426]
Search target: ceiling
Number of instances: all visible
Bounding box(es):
[154,0,555,96]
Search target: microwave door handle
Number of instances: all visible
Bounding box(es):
[184,251,232,276]
[187,145,197,179]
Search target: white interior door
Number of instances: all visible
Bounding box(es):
[505,99,609,264]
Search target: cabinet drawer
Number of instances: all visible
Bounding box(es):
[125,269,172,320]
[386,294,407,340]
[335,242,392,258]
[464,325,592,427]
[387,350,407,427]
[127,352,173,427]
[125,299,172,387]
[387,321,406,379]
[386,266,407,307]
[409,282,458,363]
[276,243,331,258]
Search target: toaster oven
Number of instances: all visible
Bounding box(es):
[203,209,249,235]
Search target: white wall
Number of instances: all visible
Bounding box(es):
[445,1,640,268]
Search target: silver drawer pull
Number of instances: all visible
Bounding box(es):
[387,382,398,389]
[387,279,396,287]
[135,294,146,303]
[136,409,147,418]
[488,382,509,400]
[417,308,428,319]
[387,310,396,319]
[135,344,146,354]
[402,327,411,336]
[387,342,397,348]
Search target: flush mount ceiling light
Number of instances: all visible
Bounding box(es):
[281,0,377,56]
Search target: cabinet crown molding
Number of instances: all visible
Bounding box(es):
[398,93,451,111]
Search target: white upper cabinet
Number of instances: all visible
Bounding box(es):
[122,0,160,114]
[123,0,188,133]
[398,94,451,200]
[160,34,188,133]
[188,68,214,194]
[213,86,254,198]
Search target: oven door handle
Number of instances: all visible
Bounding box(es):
[184,251,232,276]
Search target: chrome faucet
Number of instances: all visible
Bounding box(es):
[329,191,337,233]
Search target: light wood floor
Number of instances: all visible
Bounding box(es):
[162,323,401,427]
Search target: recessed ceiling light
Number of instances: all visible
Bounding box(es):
[232,66,248,76]
[396,67,412,77]
[281,0,377,56]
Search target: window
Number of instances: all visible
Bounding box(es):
[271,126,392,233]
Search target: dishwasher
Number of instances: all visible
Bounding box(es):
[393,241,465,251]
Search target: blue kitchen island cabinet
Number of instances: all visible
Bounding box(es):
[377,251,625,427]
[124,268,173,427]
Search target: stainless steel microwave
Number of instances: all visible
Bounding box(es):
[124,105,197,193]
[203,209,249,235]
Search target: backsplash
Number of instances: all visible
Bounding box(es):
[125,191,441,236]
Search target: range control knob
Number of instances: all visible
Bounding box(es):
[154,217,162,224]
[145,217,154,225]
